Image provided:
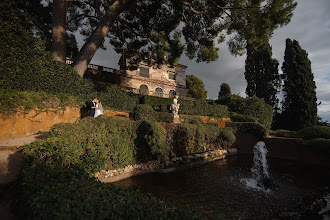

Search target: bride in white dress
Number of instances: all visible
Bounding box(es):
[94,99,104,117]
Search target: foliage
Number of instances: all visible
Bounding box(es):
[186,75,208,99]
[133,104,157,121]
[0,89,83,117]
[218,83,231,99]
[230,122,268,139]
[244,43,281,109]
[227,0,297,56]
[18,164,205,220]
[23,116,137,174]
[230,112,258,123]
[98,85,139,112]
[0,0,94,96]
[170,119,236,156]
[135,120,168,161]
[218,95,273,130]
[297,126,330,140]
[279,39,318,130]
[274,129,297,138]
[180,99,229,118]
[141,95,229,118]
[64,0,296,74]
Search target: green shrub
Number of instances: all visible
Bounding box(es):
[180,99,229,118]
[275,129,297,138]
[141,95,172,112]
[98,85,139,112]
[230,112,258,123]
[19,164,204,220]
[135,120,168,161]
[155,111,173,123]
[132,104,156,121]
[297,126,330,140]
[24,116,137,173]
[218,95,273,130]
[230,122,268,139]
[218,127,236,149]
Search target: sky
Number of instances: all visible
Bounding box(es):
[88,0,330,122]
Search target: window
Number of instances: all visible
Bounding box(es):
[169,90,176,97]
[155,87,163,97]
[139,67,149,77]
[168,72,176,80]
[140,84,149,95]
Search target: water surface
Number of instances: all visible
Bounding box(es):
[114,155,330,219]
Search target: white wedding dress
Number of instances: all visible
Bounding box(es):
[94,102,104,117]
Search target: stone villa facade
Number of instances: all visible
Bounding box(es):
[66,58,187,98]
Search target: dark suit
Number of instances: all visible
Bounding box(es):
[89,101,96,117]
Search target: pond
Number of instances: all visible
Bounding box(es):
[113,154,330,219]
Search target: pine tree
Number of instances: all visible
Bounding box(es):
[280,39,317,130]
[244,43,281,110]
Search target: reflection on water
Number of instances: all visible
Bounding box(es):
[113,155,330,219]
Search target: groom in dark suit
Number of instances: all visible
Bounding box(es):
[89,97,97,117]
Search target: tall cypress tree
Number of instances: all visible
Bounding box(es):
[280,39,317,130]
[244,43,281,110]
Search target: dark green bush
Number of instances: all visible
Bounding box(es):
[179,99,229,118]
[19,164,204,219]
[230,112,258,123]
[135,120,168,161]
[218,95,273,130]
[132,104,157,121]
[297,126,330,140]
[24,116,137,173]
[98,85,139,112]
[218,127,236,149]
[230,122,268,139]
[141,95,172,112]
[155,111,173,123]
[275,129,297,138]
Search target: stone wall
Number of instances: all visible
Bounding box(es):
[232,133,330,167]
[0,108,130,141]
[120,62,187,97]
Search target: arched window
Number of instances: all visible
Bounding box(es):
[140,84,149,95]
[155,87,163,97]
[169,90,176,97]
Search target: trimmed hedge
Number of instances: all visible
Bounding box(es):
[24,116,137,173]
[141,96,229,118]
[218,95,273,130]
[230,122,268,139]
[297,126,330,140]
[168,119,236,156]
[230,112,258,123]
[19,164,205,219]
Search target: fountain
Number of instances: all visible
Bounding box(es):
[241,141,277,191]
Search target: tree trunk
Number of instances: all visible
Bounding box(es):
[51,0,68,62]
[73,0,136,77]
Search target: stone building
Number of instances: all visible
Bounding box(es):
[66,58,187,98]
[120,61,187,98]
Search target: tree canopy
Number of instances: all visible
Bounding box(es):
[244,43,281,110]
[186,75,208,99]
[280,39,317,130]
[46,0,297,76]
[218,83,231,99]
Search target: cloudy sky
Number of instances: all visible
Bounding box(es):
[88,0,330,122]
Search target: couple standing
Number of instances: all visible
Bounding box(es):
[89,97,104,117]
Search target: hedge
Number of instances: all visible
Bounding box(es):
[229,122,268,139]
[297,126,330,140]
[141,96,229,118]
[24,116,137,173]
[18,164,205,219]
[218,95,273,130]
